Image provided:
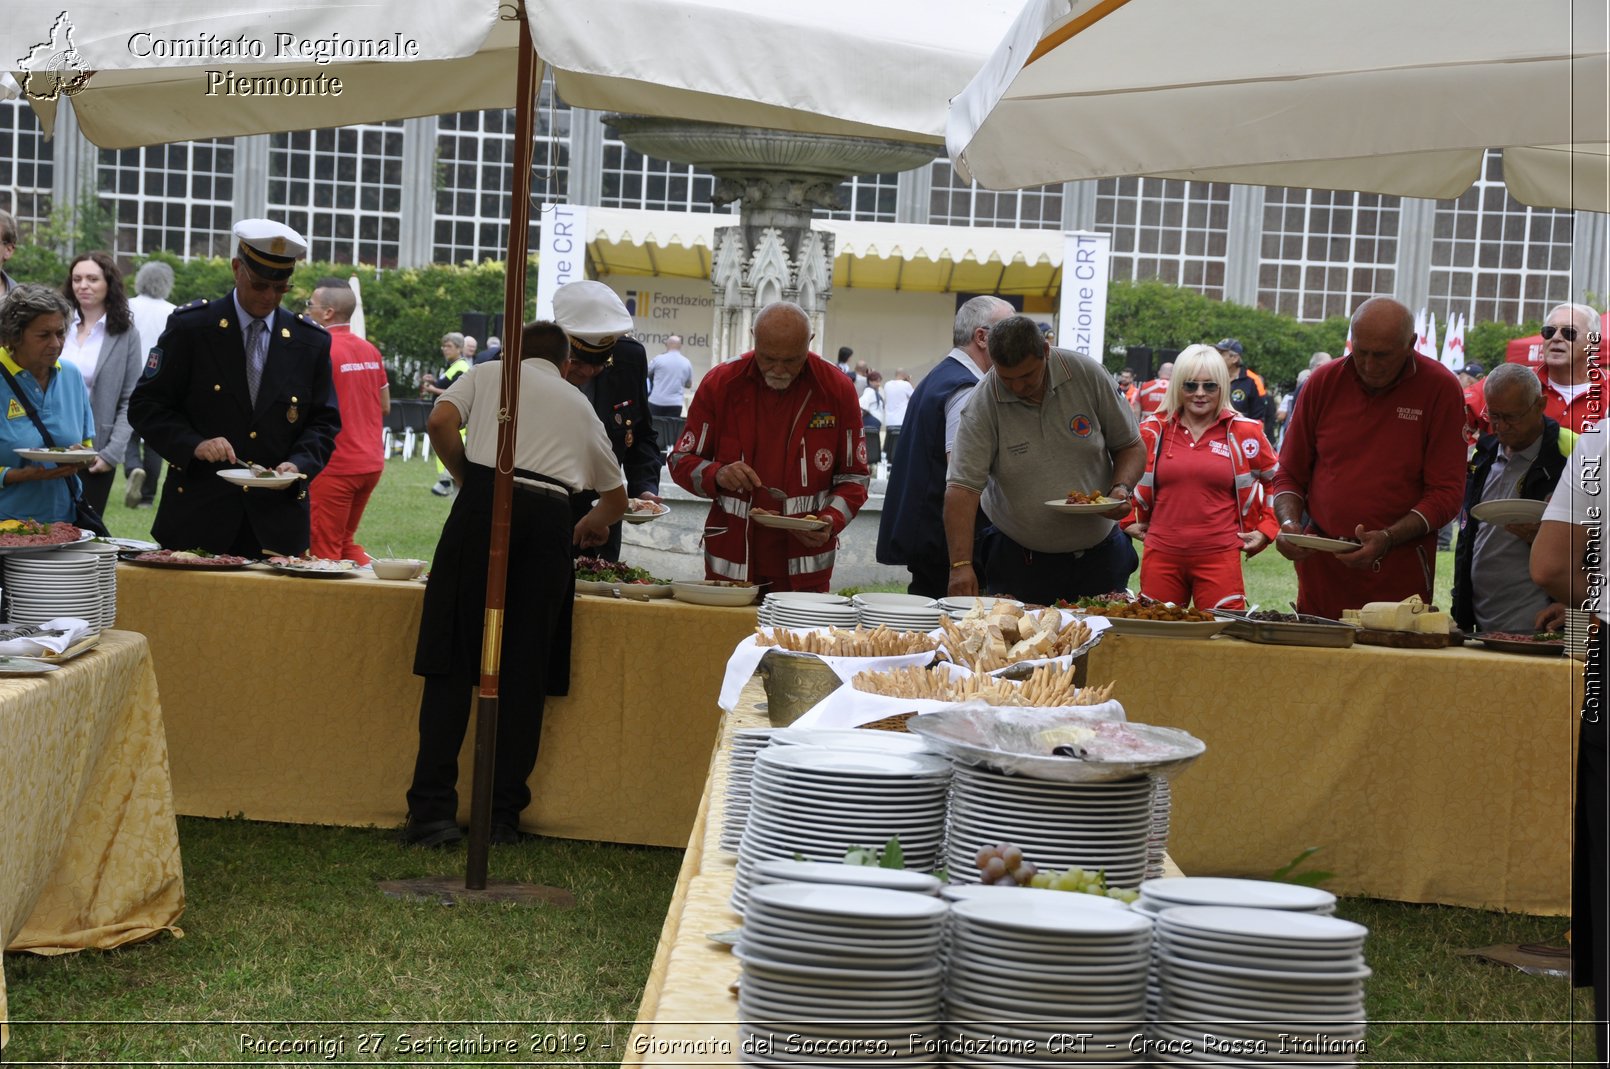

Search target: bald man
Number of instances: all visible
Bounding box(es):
[1273,297,1466,619]
[668,302,870,591]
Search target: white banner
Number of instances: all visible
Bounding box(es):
[1057,230,1110,361]
[534,203,589,321]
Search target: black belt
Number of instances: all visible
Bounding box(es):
[512,467,571,502]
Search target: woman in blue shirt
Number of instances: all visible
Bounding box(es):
[0,284,97,523]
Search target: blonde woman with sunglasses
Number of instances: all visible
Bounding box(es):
[1122,343,1279,609]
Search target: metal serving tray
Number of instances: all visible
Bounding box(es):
[1211,609,1359,648]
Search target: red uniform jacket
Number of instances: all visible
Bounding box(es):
[668,352,870,591]
[1127,411,1280,552]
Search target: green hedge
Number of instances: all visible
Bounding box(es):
[7,249,1543,390]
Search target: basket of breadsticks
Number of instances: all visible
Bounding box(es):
[852,662,1115,708]
[938,602,1100,674]
[755,624,939,659]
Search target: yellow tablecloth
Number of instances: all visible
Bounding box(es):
[1084,634,1584,914]
[113,566,759,846]
[1,630,185,1049]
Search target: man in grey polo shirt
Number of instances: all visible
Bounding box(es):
[944,315,1144,604]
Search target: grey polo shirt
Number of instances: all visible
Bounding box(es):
[948,347,1140,553]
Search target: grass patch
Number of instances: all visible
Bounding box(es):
[5,818,1595,1065]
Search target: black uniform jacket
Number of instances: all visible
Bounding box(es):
[129,294,341,555]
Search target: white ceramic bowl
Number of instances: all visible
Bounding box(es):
[371,558,426,580]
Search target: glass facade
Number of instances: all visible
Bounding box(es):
[267,123,406,268]
[99,139,236,259]
[1095,176,1232,298]
[928,160,1063,229]
[0,99,54,226]
[1257,188,1400,321]
[823,173,899,223]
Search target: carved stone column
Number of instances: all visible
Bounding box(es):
[604,116,934,365]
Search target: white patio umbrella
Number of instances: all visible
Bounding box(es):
[947,0,1609,212]
[9,0,1023,147]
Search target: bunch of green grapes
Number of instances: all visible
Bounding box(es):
[1029,864,1140,903]
[974,843,1038,886]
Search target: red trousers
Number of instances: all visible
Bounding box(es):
[1138,545,1248,610]
[309,469,383,563]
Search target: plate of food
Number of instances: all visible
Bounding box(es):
[1470,630,1566,656]
[574,555,671,596]
[120,548,256,569]
[265,555,357,577]
[1044,490,1119,514]
[1080,597,1229,638]
[0,520,93,554]
[13,446,99,464]
[750,507,831,531]
[670,579,759,607]
[907,705,1205,783]
[1277,532,1362,553]
[622,497,669,524]
[1470,498,1547,525]
[217,467,302,489]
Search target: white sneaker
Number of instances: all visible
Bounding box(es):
[123,468,147,508]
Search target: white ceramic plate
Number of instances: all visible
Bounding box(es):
[1276,532,1361,553]
[752,512,831,531]
[1043,498,1119,514]
[1160,905,1366,943]
[768,727,932,754]
[13,447,98,464]
[1140,877,1336,912]
[670,579,759,606]
[756,746,952,779]
[751,859,941,894]
[939,884,1130,911]
[1470,497,1547,525]
[616,582,673,600]
[767,592,853,606]
[951,897,1152,937]
[217,468,300,489]
[622,501,669,524]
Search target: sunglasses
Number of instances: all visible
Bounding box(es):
[1541,325,1580,341]
[1182,380,1221,393]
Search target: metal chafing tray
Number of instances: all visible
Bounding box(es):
[1211,609,1359,648]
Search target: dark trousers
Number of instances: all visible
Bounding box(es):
[977,525,1138,605]
[864,423,883,466]
[406,673,547,827]
[80,467,114,514]
[1577,624,1608,1064]
[884,427,902,470]
[648,402,682,419]
[124,438,162,503]
[907,559,949,600]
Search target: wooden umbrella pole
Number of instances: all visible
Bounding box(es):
[465,0,539,891]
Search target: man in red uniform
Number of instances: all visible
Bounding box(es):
[1137,361,1171,416]
[1456,362,1488,444]
[1537,302,1604,433]
[668,302,870,592]
[305,278,389,562]
[1272,297,1466,620]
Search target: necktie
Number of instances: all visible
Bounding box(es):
[246,318,267,406]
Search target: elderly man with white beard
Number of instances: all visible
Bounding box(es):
[668,301,870,592]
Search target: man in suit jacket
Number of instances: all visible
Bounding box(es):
[552,281,660,561]
[129,219,340,556]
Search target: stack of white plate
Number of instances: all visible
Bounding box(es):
[1146,776,1172,881]
[769,726,933,756]
[3,552,102,628]
[1150,905,1369,1065]
[944,766,1153,889]
[1136,878,1338,1021]
[851,592,942,632]
[1565,609,1595,661]
[945,897,1152,1064]
[940,883,1131,911]
[937,595,1024,622]
[79,541,121,629]
[733,746,951,913]
[736,883,946,1065]
[720,728,778,853]
[750,859,942,896]
[758,591,859,630]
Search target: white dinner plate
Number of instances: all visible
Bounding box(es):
[615,582,673,600]
[755,746,952,779]
[751,860,941,894]
[670,579,759,606]
[1276,532,1361,553]
[951,897,1151,937]
[1140,877,1336,912]
[621,501,669,524]
[752,512,831,531]
[1043,498,1120,514]
[768,592,853,606]
[1159,904,1366,942]
[217,467,300,489]
[13,447,99,464]
[1470,497,1547,525]
[768,727,931,753]
[267,561,357,578]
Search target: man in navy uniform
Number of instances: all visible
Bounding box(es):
[552,280,660,561]
[129,219,340,556]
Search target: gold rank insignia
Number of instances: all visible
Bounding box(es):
[287,396,299,423]
[625,419,634,449]
[281,327,290,338]
[219,318,229,329]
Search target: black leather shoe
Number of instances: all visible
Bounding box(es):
[401,818,464,848]
[490,823,524,846]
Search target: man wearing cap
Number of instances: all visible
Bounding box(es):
[129,219,340,556]
[1457,361,1488,443]
[1215,339,1268,425]
[669,301,871,593]
[551,280,659,561]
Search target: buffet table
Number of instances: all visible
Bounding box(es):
[1,630,185,1049]
[1085,634,1584,914]
[113,566,758,847]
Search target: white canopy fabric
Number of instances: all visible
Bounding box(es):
[6,0,1021,148]
[583,207,1068,294]
[948,0,1610,212]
